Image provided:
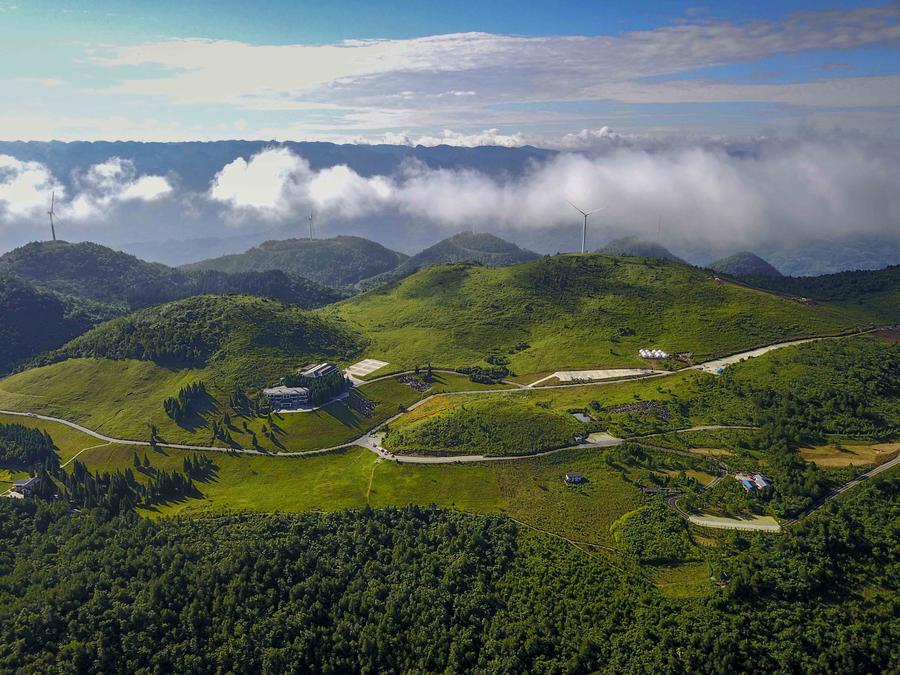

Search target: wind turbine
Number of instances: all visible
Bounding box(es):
[567,201,604,254]
[47,192,57,242]
[307,211,314,240]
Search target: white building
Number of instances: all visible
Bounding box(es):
[301,363,339,379]
[262,385,310,410]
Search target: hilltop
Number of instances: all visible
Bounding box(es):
[183,235,408,290]
[0,274,117,375]
[329,254,865,376]
[0,240,342,310]
[357,232,539,289]
[709,251,783,277]
[29,294,363,384]
[597,237,686,263]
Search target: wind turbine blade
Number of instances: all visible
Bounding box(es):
[566,200,587,217]
[585,207,605,215]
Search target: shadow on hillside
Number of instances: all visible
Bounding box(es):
[173,391,220,433]
[323,401,364,429]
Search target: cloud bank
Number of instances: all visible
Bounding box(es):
[207,137,900,248]
[0,155,63,218]
[0,156,173,228]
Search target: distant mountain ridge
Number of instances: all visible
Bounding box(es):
[357,232,540,289]
[0,240,342,310]
[709,251,782,277]
[183,235,408,290]
[597,237,686,263]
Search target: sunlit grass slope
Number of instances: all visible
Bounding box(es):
[330,254,866,376]
[73,441,642,547]
[0,359,427,450]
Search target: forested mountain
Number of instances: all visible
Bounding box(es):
[0,240,343,310]
[739,264,900,301]
[598,236,686,263]
[0,274,116,375]
[29,294,363,383]
[356,232,539,289]
[709,251,783,277]
[0,486,896,673]
[183,235,408,290]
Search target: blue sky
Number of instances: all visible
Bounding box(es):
[0,0,898,143]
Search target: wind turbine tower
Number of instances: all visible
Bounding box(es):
[47,192,57,242]
[567,201,604,254]
[308,211,314,240]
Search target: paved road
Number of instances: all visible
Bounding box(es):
[782,452,900,526]
[660,434,900,532]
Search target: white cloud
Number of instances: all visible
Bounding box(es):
[0,155,62,219]
[91,5,900,116]
[209,147,306,216]
[67,157,173,220]
[206,138,900,247]
[209,148,392,219]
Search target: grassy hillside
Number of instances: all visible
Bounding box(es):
[183,235,407,289]
[0,274,117,375]
[63,427,643,548]
[709,251,782,277]
[357,232,539,289]
[0,240,342,309]
[331,254,869,377]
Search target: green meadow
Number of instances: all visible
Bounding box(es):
[29,415,646,548]
[0,359,430,452]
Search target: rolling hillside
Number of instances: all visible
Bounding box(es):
[183,235,408,289]
[330,254,874,376]
[0,240,342,310]
[709,251,783,277]
[0,294,368,447]
[356,232,539,289]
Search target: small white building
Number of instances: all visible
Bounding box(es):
[12,476,39,496]
[301,363,338,379]
[262,385,310,410]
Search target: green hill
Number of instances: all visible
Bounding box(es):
[598,236,686,263]
[183,235,408,289]
[0,274,117,375]
[330,254,874,376]
[357,232,539,289]
[0,240,342,310]
[29,294,363,384]
[709,251,782,277]
[0,294,368,447]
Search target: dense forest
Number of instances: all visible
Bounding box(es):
[0,476,896,673]
[0,274,116,374]
[0,423,58,470]
[740,263,899,301]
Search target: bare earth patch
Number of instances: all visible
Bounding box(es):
[800,442,899,467]
[688,513,781,532]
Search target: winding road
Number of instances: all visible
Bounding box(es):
[1,328,894,519]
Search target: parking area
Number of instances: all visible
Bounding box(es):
[346,358,389,378]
